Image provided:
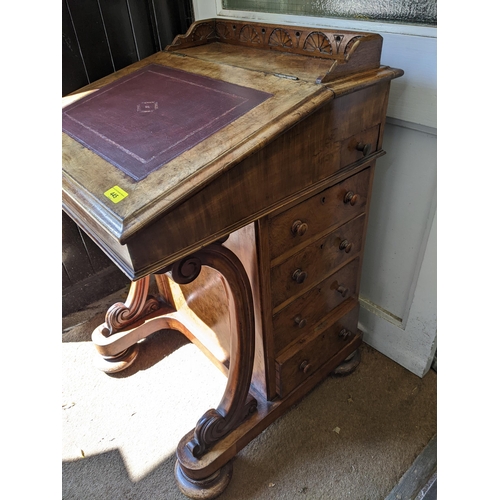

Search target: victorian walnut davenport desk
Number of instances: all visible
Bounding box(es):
[62,19,403,499]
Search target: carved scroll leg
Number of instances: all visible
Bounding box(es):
[91,275,163,373]
[171,243,256,499]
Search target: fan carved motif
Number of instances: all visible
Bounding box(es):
[303,32,333,55]
[239,25,261,44]
[269,28,293,48]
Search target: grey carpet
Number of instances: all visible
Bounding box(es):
[62,288,436,500]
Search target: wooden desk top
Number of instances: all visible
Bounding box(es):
[63,49,334,242]
[62,19,402,279]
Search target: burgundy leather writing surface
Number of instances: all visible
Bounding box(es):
[62,65,273,181]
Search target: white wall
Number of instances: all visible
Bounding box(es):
[191,0,437,377]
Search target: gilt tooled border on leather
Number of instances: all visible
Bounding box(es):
[62,64,273,181]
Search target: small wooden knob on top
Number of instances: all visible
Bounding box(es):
[300,360,312,374]
[339,239,352,253]
[339,328,352,340]
[355,142,372,156]
[291,220,308,236]
[343,191,359,206]
[292,269,308,283]
[294,315,307,328]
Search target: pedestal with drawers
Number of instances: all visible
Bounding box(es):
[62,19,403,499]
[268,168,372,398]
[221,159,376,405]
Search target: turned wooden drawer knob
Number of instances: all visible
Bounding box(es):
[356,142,372,156]
[339,328,352,340]
[343,191,359,206]
[292,269,308,284]
[294,315,307,328]
[300,360,312,374]
[339,239,352,253]
[336,284,349,297]
[291,220,308,236]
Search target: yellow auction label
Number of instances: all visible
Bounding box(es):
[104,185,129,203]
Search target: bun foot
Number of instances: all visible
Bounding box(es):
[331,349,361,377]
[94,344,139,374]
[175,460,233,500]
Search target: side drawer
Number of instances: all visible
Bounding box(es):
[268,167,371,260]
[275,302,360,398]
[340,124,380,168]
[273,257,360,355]
[270,214,365,309]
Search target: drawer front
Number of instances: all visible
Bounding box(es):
[275,302,360,398]
[340,125,380,168]
[268,167,371,260]
[273,257,360,354]
[271,214,366,309]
